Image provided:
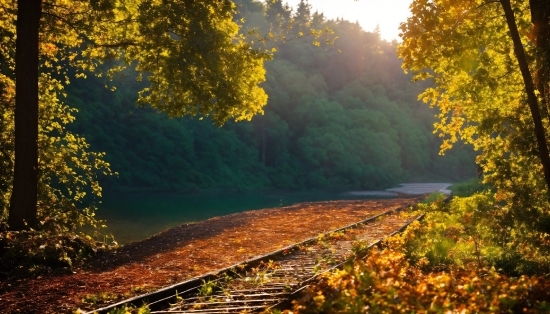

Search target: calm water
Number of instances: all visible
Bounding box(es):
[96,191,388,244]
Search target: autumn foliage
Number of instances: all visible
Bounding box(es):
[290,247,550,313]
[282,0,550,310]
[288,191,550,313]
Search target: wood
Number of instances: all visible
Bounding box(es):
[529,0,550,105]
[8,0,42,230]
[500,0,550,198]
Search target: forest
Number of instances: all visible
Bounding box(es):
[65,0,474,194]
[2,0,550,312]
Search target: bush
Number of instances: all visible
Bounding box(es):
[0,226,112,277]
[0,74,116,277]
[421,191,447,204]
[288,194,550,313]
[450,179,491,197]
[404,194,504,271]
[290,248,550,313]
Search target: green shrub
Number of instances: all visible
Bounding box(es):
[450,179,491,197]
[403,194,506,271]
[0,74,116,277]
[421,191,447,204]
[290,248,550,313]
[0,228,112,277]
[288,192,550,313]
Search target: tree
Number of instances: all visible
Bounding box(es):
[8,0,41,230]
[399,0,550,224]
[499,0,550,195]
[2,0,270,230]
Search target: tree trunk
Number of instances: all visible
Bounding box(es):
[8,0,42,230]
[500,0,550,197]
[529,0,550,113]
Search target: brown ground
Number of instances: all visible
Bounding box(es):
[0,197,418,313]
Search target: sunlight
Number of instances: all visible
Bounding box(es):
[285,0,412,41]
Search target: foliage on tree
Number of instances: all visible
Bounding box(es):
[284,1,550,311]
[0,73,113,229]
[65,0,476,195]
[399,0,550,248]
[1,0,271,231]
[0,1,115,232]
[0,72,116,276]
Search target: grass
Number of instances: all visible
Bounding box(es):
[198,280,217,296]
[421,192,447,203]
[81,291,119,306]
[105,304,151,314]
[449,179,491,197]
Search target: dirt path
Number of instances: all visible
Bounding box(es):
[0,197,418,313]
[157,211,417,313]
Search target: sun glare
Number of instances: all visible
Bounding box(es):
[284,0,412,41]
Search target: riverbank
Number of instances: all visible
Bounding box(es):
[97,185,449,244]
[96,190,398,244]
[0,197,419,313]
[346,182,452,197]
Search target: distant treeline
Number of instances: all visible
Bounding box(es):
[66,0,475,193]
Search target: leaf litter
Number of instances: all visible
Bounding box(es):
[0,197,417,313]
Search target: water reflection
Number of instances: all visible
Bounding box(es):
[97,191,389,244]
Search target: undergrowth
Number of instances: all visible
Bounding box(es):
[0,74,117,278]
[288,193,550,313]
[289,247,550,313]
[450,179,491,197]
[0,224,115,277]
[420,191,447,203]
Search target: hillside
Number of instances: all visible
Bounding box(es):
[66,0,476,193]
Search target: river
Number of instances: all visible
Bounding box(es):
[96,191,391,244]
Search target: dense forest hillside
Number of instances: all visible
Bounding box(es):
[66,0,475,193]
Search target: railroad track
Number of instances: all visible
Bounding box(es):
[87,203,421,314]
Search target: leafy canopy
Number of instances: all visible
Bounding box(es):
[0,0,273,222]
[0,0,274,273]
[398,0,550,277]
[399,0,550,222]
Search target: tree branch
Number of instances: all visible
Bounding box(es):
[500,0,550,197]
[92,41,139,48]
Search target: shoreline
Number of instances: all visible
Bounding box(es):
[0,198,419,314]
[345,182,453,197]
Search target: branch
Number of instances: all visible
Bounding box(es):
[41,11,86,33]
[476,0,500,10]
[92,41,138,48]
[500,0,550,197]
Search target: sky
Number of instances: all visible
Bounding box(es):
[284,0,413,41]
